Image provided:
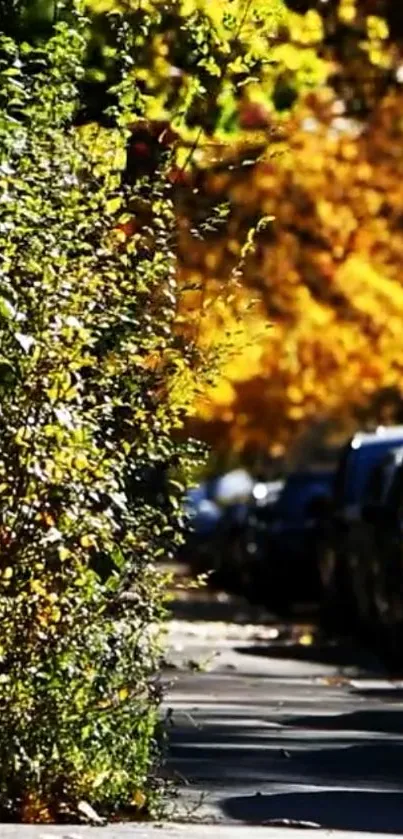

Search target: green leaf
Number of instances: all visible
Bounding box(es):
[0,297,16,320]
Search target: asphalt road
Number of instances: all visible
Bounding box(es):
[163,590,403,833]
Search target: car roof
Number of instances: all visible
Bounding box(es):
[349,426,403,450]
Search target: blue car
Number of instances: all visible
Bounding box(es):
[181,468,286,598]
[258,469,335,604]
[184,468,256,536]
[318,425,403,633]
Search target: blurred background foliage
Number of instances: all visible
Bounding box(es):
[174,0,403,456]
[4,0,403,459]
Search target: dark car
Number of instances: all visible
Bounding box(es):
[344,446,403,662]
[252,469,335,609]
[184,467,335,610]
[317,425,403,633]
[182,468,266,592]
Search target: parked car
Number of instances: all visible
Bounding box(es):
[317,425,403,634]
[184,468,256,538]
[257,469,335,607]
[342,446,403,662]
[182,468,286,600]
[184,466,337,611]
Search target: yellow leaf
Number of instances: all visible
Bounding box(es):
[41,512,55,527]
[58,546,70,562]
[118,687,129,701]
[75,453,89,471]
[338,0,356,24]
[287,385,303,404]
[14,428,29,447]
[3,567,12,579]
[113,229,127,244]
[93,770,110,789]
[106,196,122,214]
[367,15,389,40]
[131,789,146,810]
[299,633,314,646]
[37,608,51,627]
[80,534,97,548]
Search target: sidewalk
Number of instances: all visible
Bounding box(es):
[1,826,403,839]
[162,584,403,834]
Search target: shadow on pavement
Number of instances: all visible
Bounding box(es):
[221,790,403,833]
[282,707,403,734]
[170,710,403,777]
[233,641,380,671]
[168,594,277,625]
[350,687,403,701]
[166,562,313,624]
[171,701,403,829]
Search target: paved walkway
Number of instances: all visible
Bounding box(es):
[162,591,403,833]
[3,826,403,838]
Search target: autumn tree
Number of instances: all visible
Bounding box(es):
[174,1,403,455]
[284,0,403,113]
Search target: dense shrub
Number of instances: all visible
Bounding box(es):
[0,0,206,820]
[0,0,302,818]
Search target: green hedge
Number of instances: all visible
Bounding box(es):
[0,0,204,821]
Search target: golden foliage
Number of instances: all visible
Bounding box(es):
[84,0,403,453]
[178,88,403,452]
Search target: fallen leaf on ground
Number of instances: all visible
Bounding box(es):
[322,675,351,686]
[131,789,146,809]
[77,800,106,825]
[298,632,314,646]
